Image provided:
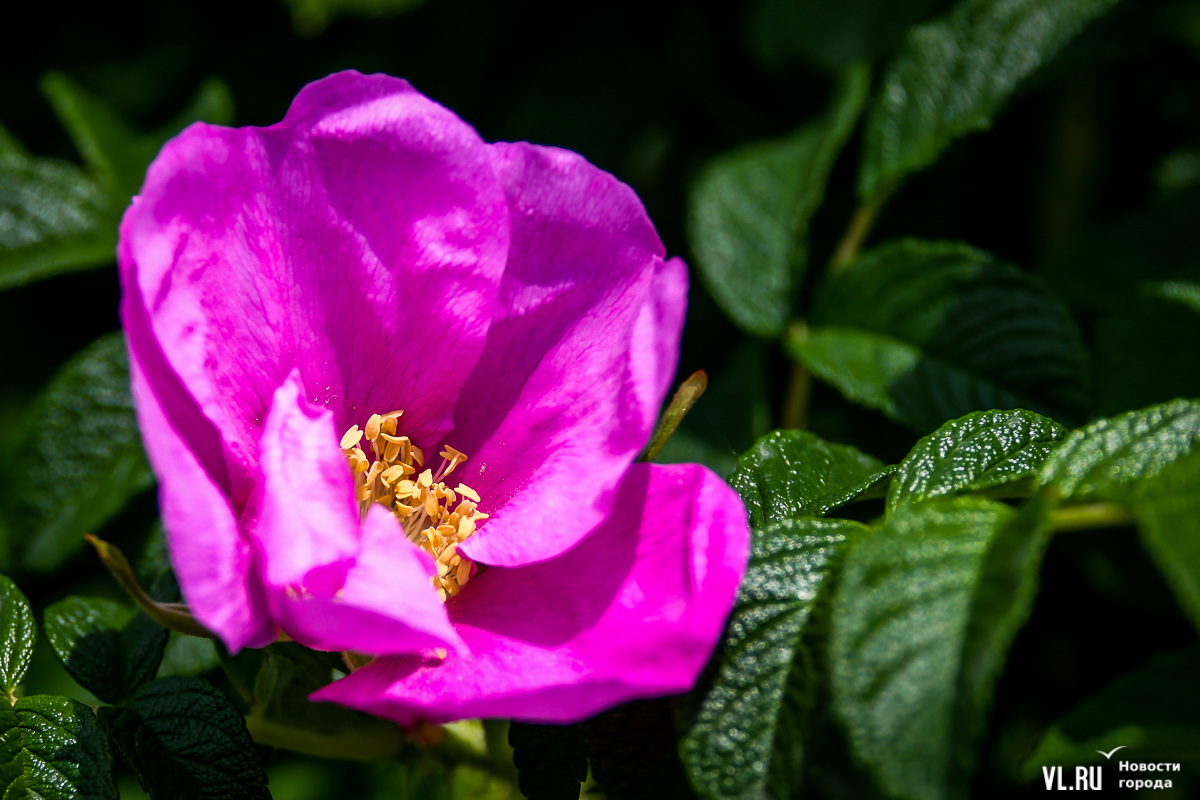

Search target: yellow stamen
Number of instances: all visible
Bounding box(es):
[340,426,363,449]
[341,413,487,606]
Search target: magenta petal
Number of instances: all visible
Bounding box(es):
[255,373,460,654]
[254,371,359,590]
[273,506,464,655]
[129,358,277,652]
[312,463,750,723]
[452,143,688,567]
[118,70,509,511]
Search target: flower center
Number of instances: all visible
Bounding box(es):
[340,411,487,602]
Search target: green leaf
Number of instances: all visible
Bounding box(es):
[0,694,117,800]
[729,430,891,527]
[244,643,406,762]
[1143,280,1200,314]
[1040,399,1200,501]
[1133,449,1200,632]
[507,722,587,800]
[858,0,1119,198]
[156,634,220,679]
[101,677,269,800]
[888,409,1066,512]
[0,577,35,698]
[43,597,167,705]
[689,63,869,336]
[793,239,1088,433]
[4,332,154,573]
[832,496,1053,800]
[0,146,117,291]
[0,75,234,293]
[40,73,234,202]
[681,518,860,800]
[1022,643,1200,778]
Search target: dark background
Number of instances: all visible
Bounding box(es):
[2,0,1200,797]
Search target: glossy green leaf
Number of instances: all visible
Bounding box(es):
[793,239,1088,433]
[1133,449,1200,632]
[1022,644,1200,778]
[101,677,269,800]
[4,332,154,572]
[43,596,167,705]
[859,0,1119,198]
[832,496,1053,800]
[508,722,587,800]
[682,518,860,800]
[1040,399,1200,501]
[0,576,36,697]
[730,430,891,527]
[0,695,117,800]
[689,63,869,337]
[889,409,1066,512]
[1143,280,1200,314]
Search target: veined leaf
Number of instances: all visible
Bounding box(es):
[0,145,116,291]
[793,239,1088,433]
[1022,644,1200,779]
[1040,398,1200,501]
[4,332,153,572]
[730,430,891,527]
[689,63,869,337]
[0,695,117,800]
[859,0,1119,198]
[889,409,1066,511]
[682,518,860,800]
[832,496,1053,800]
[101,677,269,800]
[0,576,36,698]
[43,596,167,705]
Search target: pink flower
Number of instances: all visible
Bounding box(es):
[119,71,750,723]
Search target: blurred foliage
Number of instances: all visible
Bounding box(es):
[3,0,1200,798]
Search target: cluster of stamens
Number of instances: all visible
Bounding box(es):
[340,411,487,602]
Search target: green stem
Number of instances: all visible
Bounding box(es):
[781,320,811,430]
[828,183,896,272]
[1050,502,1135,532]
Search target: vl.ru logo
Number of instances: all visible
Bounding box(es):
[1042,765,1103,791]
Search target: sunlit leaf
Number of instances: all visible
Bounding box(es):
[730,430,891,527]
[832,496,1053,800]
[689,63,869,336]
[0,576,36,697]
[682,518,859,800]
[889,409,1065,511]
[0,695,117,800]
